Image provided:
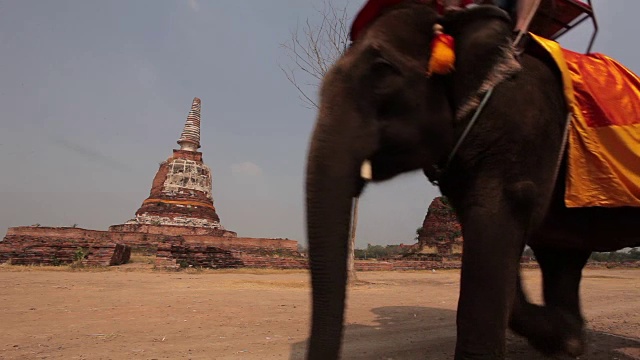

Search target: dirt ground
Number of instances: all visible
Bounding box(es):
[0,262,638,360]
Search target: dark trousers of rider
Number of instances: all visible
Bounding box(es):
[448,0,541,44]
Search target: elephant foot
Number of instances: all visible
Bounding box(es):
[509,302,586,358]
[563,337,586,358]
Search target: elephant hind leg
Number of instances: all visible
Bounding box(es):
[509,273,585,356]
[509,247,591,357]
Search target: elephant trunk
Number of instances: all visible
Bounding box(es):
[305,109,372,359]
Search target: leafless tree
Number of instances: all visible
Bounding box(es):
[279,0,351,109]
[279,0,361,284]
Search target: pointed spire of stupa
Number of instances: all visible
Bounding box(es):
[177,97,201,152]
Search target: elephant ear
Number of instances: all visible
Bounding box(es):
[438,5,521,120]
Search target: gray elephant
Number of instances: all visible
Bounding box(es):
[303,3,640,360]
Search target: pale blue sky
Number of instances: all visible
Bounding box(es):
[0,0,637,247]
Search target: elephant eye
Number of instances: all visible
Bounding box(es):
[370,57,400,78]
[369,57,402,95]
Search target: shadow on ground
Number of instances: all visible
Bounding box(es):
[289,306,640,359]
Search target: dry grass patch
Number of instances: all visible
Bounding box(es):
[0,263,111,272]
[226,279,311,289]
[129,254,155,264]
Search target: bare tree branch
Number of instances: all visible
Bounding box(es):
[279,0,360,283]
[279,0,351,110]
[278,63,319,109]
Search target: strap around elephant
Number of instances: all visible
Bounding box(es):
[430,86,495,186]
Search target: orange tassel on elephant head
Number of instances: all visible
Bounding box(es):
[427,24,456,76]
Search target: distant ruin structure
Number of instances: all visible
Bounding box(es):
[111,97,236,237]
[416,196,463,260]
[1,97,304,269]
[0,97,477,270]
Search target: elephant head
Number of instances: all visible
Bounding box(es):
[304,3,525,359]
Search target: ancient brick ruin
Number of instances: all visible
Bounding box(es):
[410,197,541,265]
[0,97,486,270]
[0,227,131,266]
[154,236,305,270]
[0,97,303,268]
[122,97,231,232]
[415,196,463,260]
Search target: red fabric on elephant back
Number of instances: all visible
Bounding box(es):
[531,34,640,208]
[350,0,405,41]
[350,0,472,41]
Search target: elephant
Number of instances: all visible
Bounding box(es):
[303,2,640,360]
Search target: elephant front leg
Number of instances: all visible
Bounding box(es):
[454,204,528,360]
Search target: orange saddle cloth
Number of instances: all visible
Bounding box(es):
[531,34,640,208]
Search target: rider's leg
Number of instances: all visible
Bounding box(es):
[441,0,475,11]
[441,0,461,10]
[494,0,517,13]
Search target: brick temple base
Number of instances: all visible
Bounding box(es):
[0,226,303,269]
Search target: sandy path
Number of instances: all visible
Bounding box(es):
[0,266,638,359]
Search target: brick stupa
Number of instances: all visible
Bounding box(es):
[2,97,314,269]
[115,97,236,237]
[416,196,462,260]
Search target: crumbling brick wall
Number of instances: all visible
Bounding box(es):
[354,259,540,271]
[108,223,237,237]
[0,234,130,266]
[354,260,462,271]
[155,236,306,269]
[2,226,301,269]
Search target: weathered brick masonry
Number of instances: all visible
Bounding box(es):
[155,236,305,269]
[2,226,547,271]
[0,227,130,266]
[414,196,463,260]
[0,97,305,268]
[122,97,230,231]
[108,223,236,238]
[1,226,301,268]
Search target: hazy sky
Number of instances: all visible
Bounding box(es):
[0,0,637,248]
